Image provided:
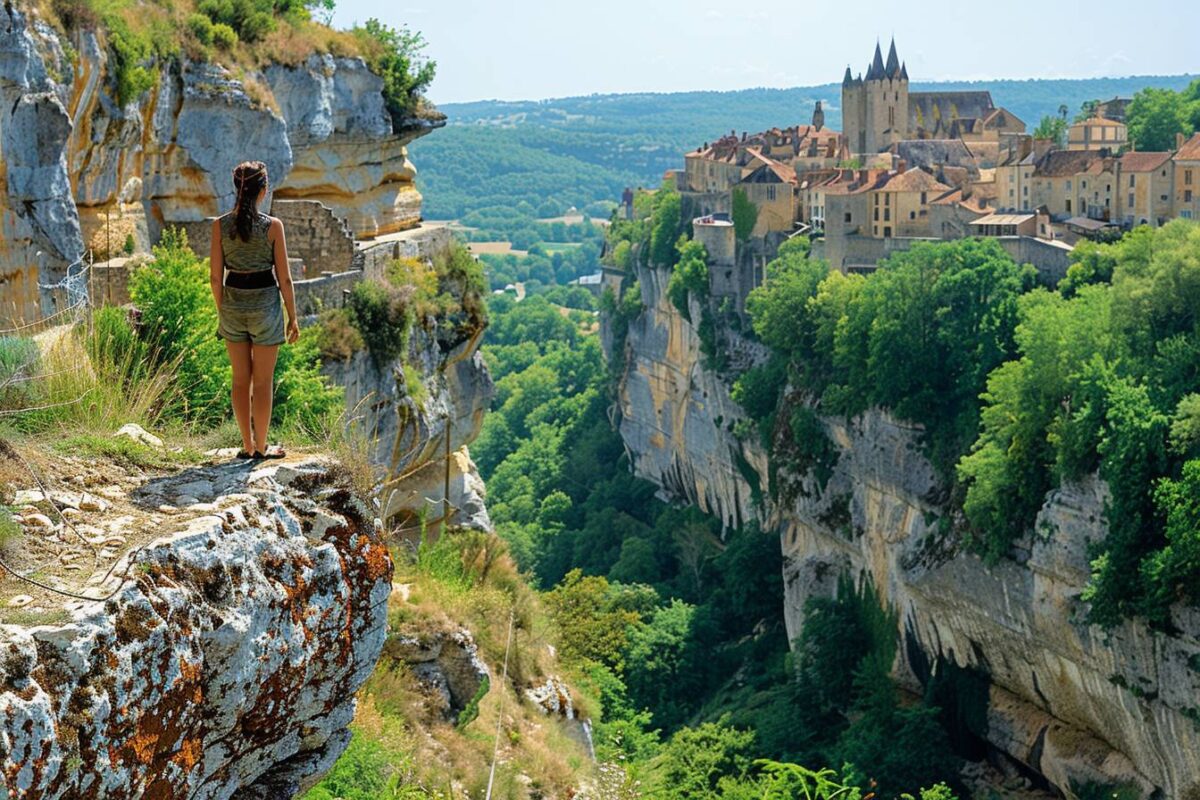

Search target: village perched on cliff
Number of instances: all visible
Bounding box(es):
[624,38,1200,310]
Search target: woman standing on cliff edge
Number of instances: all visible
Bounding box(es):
[209,160,300,460]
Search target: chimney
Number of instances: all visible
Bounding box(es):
[1018,135,1033,161]
[1178,132,1187,151]
[896,159,907,174]
[741,131,747,142]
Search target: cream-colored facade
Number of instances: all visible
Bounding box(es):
[738,163,799,238]
[1117,152,1174,227]
[866,169,951,238]
[1175,134,1200,221]
[1067,117,1128,151]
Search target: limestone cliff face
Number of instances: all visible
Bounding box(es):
[0,457,392,799]
[0,7,440,323]
[321,227,494,533]
[608,262,1200,799]
[613,261,769,531]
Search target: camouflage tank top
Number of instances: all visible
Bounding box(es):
[220,212,275,273]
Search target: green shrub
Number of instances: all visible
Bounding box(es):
[351,19,436,123]
[122,233,136,255]
[346,280,413,369]
[315,308,365,362]
[273,325,343,436]
[129,228,230,425]
[667,239,707,320]
[187,12,215,44]
[211,23,238,49]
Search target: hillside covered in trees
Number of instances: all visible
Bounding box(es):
[412,74,1199,221]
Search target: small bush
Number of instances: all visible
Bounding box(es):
[347,280,414,370]
[316,308,365,362]
[187,12,215,44]
[122,233,136,255]
[211,22,238,50]
[273,325,344,436]
[351,19,436,123]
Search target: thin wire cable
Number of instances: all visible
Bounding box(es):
[484,609,516,800]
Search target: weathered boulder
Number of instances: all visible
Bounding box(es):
[0,456,392,799]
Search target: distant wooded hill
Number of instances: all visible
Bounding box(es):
[411,75,1199,221]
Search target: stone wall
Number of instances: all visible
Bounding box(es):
[272,199,357,277]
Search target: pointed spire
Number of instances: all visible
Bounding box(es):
[843,65,854,87]
[899,61,908,81]
[868,41,885,80]
[885,37,900,79]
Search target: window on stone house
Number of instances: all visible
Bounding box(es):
[910,211,916,220]
[845,212,852,223]
[1066,180,1071,190]
[1082,180,1087,189]
[884,226,892,237]
[767,185,776,201]
[874,208,879,221]
[884,208,890,221]
[884,193,890,205]
[1066,199,1071,213]
[1129,193,1135,208]
[1187,190,1194,203]
[1129,175,1135,187]
[1187,170,1193,185]
[920,192,927,204]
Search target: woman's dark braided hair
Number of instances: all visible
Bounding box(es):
[232,160,268,242]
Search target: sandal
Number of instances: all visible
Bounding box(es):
[254,445,287,460]
[235,450,254,459]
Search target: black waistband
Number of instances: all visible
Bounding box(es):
[225,269,277,289]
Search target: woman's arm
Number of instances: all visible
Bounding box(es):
[271,218,300,343]
[210,218,224,311]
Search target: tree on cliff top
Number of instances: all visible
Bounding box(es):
[353,19,437,124]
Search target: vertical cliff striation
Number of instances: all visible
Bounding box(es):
[0,6,442,324]
[607,260,1200,799]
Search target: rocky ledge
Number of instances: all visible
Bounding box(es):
[0,455,392,799]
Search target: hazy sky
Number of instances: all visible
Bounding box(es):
[330,0,1200,105]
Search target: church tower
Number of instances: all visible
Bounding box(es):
[844,39,909,155]
[812,100,825,131]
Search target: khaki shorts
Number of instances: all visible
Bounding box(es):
[217,286,285,346]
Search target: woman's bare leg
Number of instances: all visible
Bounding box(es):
[250,343,279,454]
[226,340,254,453]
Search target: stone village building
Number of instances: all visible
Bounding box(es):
[669,37,1200,306]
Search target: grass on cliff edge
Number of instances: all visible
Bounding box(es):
[306,527,600,800]
[33,0,437,116]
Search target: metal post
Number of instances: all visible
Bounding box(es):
[443,413,452,535]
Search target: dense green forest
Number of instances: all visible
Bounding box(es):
[717,217,1200,629]
[412,74,1199,221]
[474,293,972,798]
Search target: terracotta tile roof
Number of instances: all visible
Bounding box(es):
[876,168,952,194]
[743,159,798,185]
[1119,151,1173,172]
[1075,117,1125,128]
[1176,133,1200,161]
